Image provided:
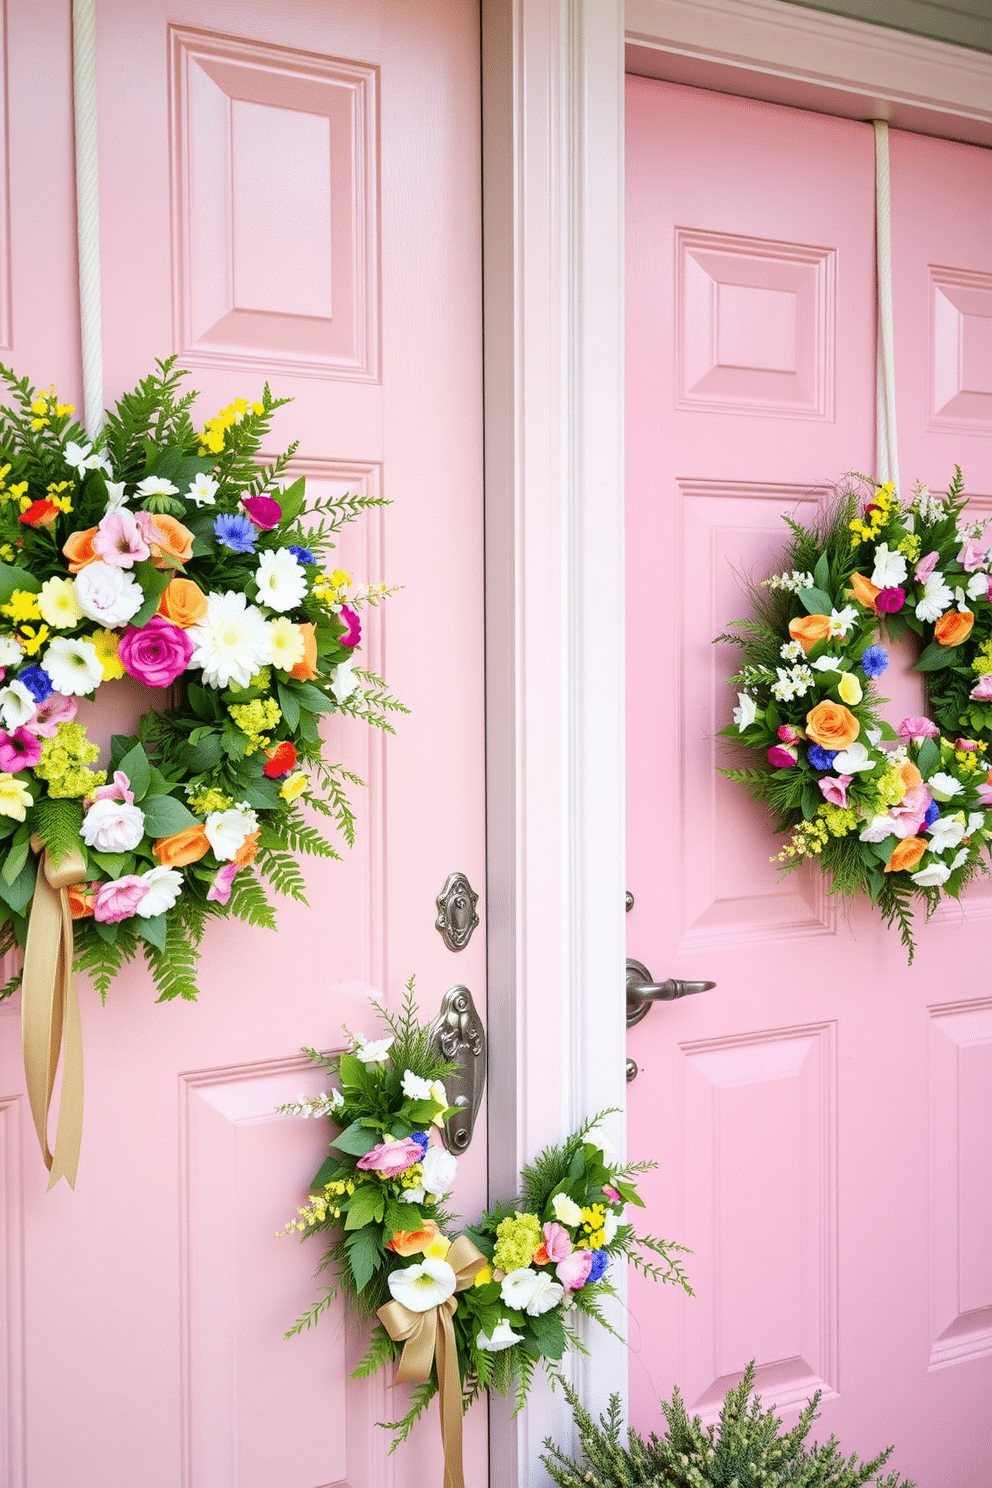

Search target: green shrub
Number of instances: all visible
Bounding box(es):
[541,1361,915,1487]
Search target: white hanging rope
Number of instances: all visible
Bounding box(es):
[72,0,104,438]
[873,120,899,492]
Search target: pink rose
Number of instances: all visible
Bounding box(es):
[957,537,989,572]
[206,862,239,905]
[541,1222,573,1264]
[916,551,940,583]
[889,783,932,838]
[118,616,194,688]
[338,604,361,648]
[80,797,146,852]
[898,716,939,744]
[767,744,798,769]
[26,692,77,738]
[876,587,905,614]
[356,1137,424,1178]
[93,875,149,923]
[92,509,151,568]
[0,726,42,773]
[776,724,799,744]
[970,675,992,702]
[241,496,282,529]
[817,773,853,808]
[556,1249,593,1291]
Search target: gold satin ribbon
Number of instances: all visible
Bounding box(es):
[21,837,87,1189]
[378,1235,487,1488]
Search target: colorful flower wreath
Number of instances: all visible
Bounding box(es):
[720,469,992,958]
[279,986,691,1484]
[0,359,398,1003]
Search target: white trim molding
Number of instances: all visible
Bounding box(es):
[481,1,990,1483]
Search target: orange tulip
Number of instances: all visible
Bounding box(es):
[288,621,318,681]
[386,1220,441,1256]
[67,884,95,919]
[885,837,927,874]
[899,761,922,795]
[153,824,210,867]
[849,572,881,613]
[62,527,99,572]
[147,513,194,569]
[157,577,208,628]
[934,609,974,648]
[805,701,860,750]
[788,614,832,655]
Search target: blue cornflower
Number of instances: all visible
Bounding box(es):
[587,1249,610,1284]
[18,665,53,703]
[213,513,257,553]
[410,1130,430,1157]
[288,545,316,564]
[860,645,889,678]
[806,744,838,771]
[924,799,941,828]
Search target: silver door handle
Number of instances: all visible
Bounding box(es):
[626,957,715,1027]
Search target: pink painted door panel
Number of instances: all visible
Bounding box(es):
[0,4,485,1487]
[626,77,992,1487]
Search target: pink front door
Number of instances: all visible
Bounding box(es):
[0,4,486,1486]
[626,78,991,1485]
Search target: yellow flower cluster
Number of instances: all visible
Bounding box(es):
[771,818,830,862]
[314,568,352,605]
[28,386,74,432]
[228,697,282,752]
[954,748,980,774]
[874,764,909,809]
[580,1203,607,1250]
[972,638,992,677]
[0,465,30,510]
[1,590,41,624]
[198,396,265,455]
[46,480,73,515]
[848,483,896,548]
[816,804,858,837]
[187,786,233,815]
[493,1212,543,1273]
[398,1164,423,1191]
[33,723,106,799]
[897,533,921,563]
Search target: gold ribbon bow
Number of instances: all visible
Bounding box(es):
[377,1235,486,1488]
[21,837,88,1189]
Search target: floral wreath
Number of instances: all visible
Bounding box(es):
[0,361,399,1185]
[720,469,992,959]
[278,985,691,1488]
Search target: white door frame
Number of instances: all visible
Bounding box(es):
[481,1,992,1482]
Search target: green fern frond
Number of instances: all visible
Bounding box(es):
[381,1378,438,1452]
[284,1286,338,1340]
[227,870,278,929]
[143,911,201,1002]
[32,798,85,867]
[258,848,309,903]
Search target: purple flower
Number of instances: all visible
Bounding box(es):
[586,1249,610,1285]
[289,545,315,564]
[860,645,888,678]
[876,587,905,614]
[213,513,257,553]
[924,799,941,828]
[410,1130,430,1157]
[807,744,838,770]
[767,744,798,769]
[17,665,53,704]
[241,495,282,530]
[0,726,43,772]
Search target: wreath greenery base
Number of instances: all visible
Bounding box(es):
[719,469,991,960]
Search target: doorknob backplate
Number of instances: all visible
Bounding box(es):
[429,985,487,1154]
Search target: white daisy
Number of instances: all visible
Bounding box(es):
[268,617,305,672]
[828,606,859,638]
[187,591,272,689]
[40,638,103,696]
[255,547,308,613]
[186,473,219,508]
[915,572,953,624]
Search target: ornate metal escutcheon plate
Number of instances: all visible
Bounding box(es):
[435,871,480,951]
[429,985,487,1153]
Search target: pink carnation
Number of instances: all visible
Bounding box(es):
[356,1137,424,1178]
[767,744,798,769]
[241,496,282,530]
[817,773,853,808]
[541,1222,573,1264]
[916,551,940,583]
[602,1185,621,1204]
[898,716,939,744]
[338,604,361,648]
[875,587,904,614]
[206,862,239,905]
[556,1249,593,1291]
[93,875,149,923]
[118,615,194,688]
[970,675,992,702]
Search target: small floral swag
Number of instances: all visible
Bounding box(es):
[0,361,401,1003]
[279,985,692,1451]
[720,469,992,959]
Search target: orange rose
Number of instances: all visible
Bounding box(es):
[288,621,318,681]
[62,526,99,572]
[147,513,194,569]
[788,614,832,655]
[157,577,208,628]
[885,837,927,874]
[849,572,880,613]
[805,700,860,750]
[386,1220,441,1257]
[67,884,95,919]
[899,761,922,794]
[934,609,974,648]
[233,828,260,868]
[153,824,210,867]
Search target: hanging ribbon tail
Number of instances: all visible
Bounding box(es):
[377,1235,487,1488]
[22,839,88,1189]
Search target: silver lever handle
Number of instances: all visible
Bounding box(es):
[626,957,715,1027]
